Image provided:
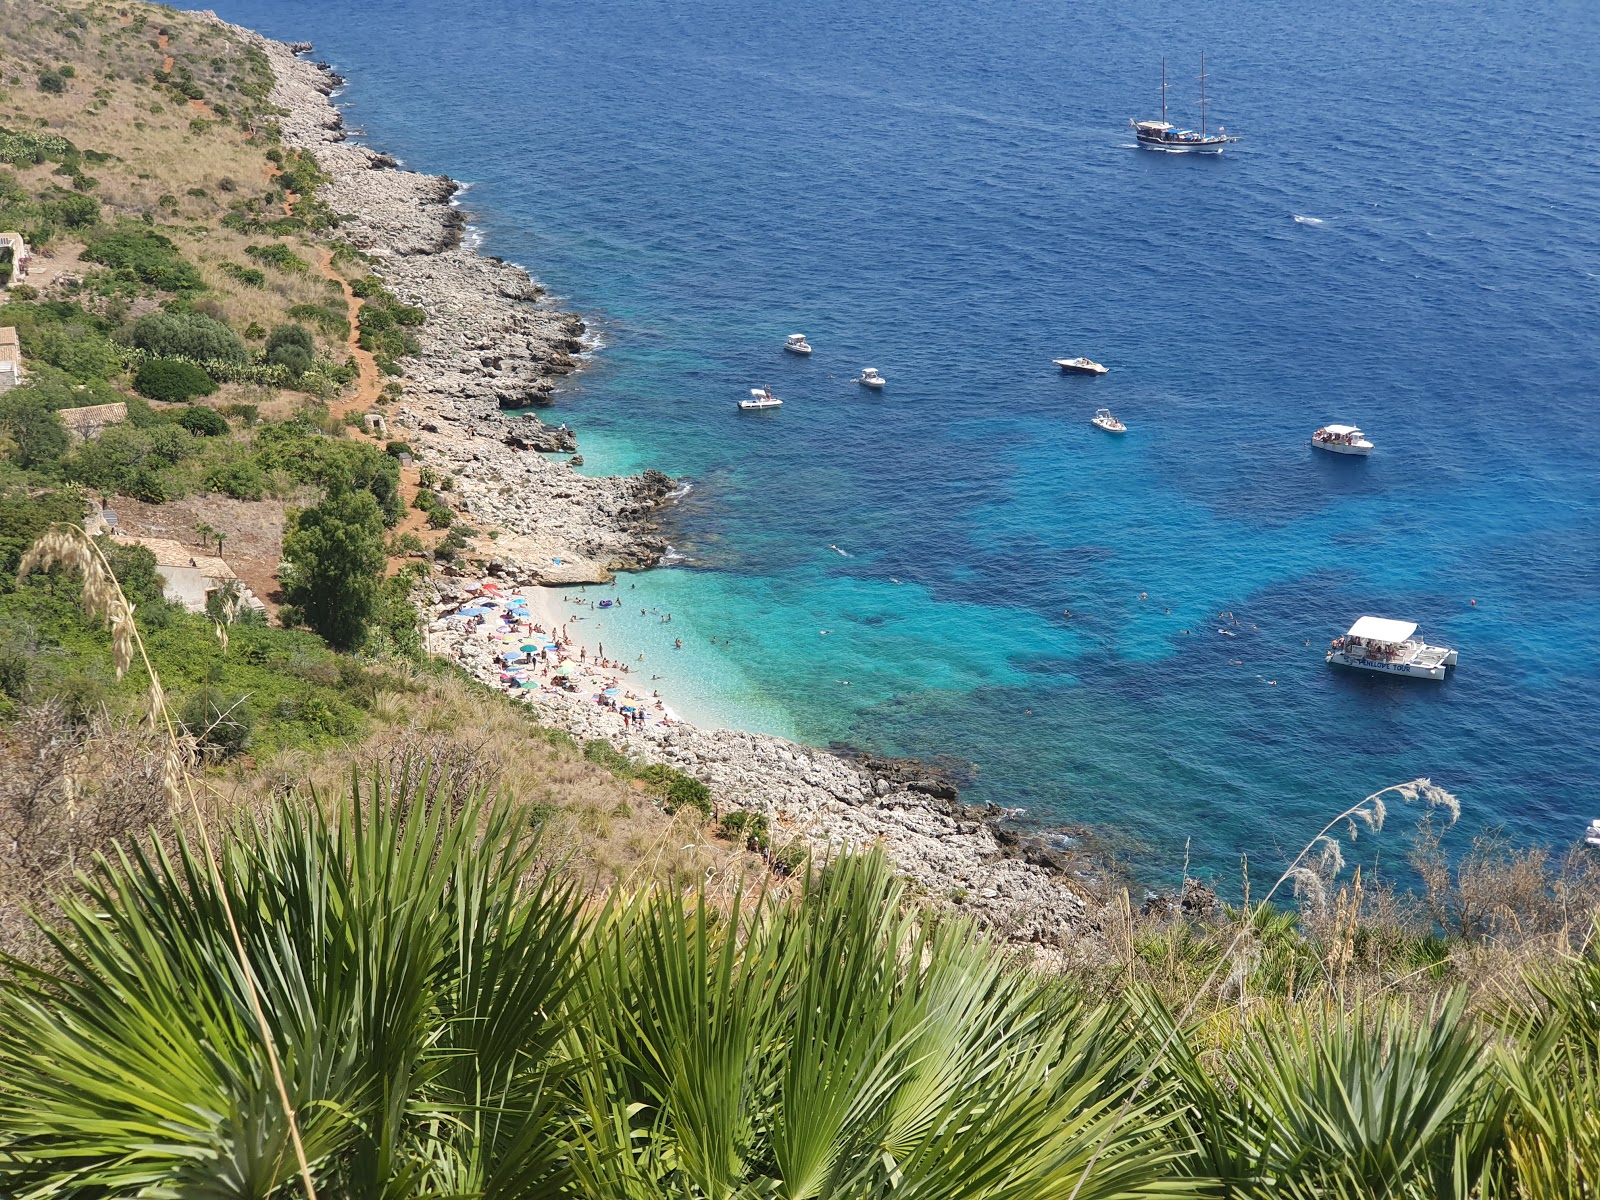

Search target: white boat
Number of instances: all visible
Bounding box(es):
[855,367,885,389]
[1312,424,1373,455]
[783,333,813,355]
[738,387,783,411]
[1326,616,1458,681]
[1091,407,1126,434]
[1054,356,1108,376]
[1585,819,1600,848]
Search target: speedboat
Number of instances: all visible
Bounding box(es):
[1054,356,1108,376]
[738,387,783,411]
[1586,819,1600,848]
[1326,616,1457,680]
[783,333,813,355]
[1312,424,1373,455]
[1091,408,1126,434]
[855,367,885,389]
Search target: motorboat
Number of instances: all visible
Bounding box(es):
[783,333,813,355]
[1091,408,1127,434]
[1586,819,1600,848]
[1326,616,1457,680]
[855,367,885,389]
[1312,424,1373,455]
[1054,356,1108,376]
[738,387,783,411]
[1130,54,1240,153]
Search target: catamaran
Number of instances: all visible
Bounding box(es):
[1326,616,1458,681]
[1130,54,1239,153]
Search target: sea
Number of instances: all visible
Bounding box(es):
[210,0,1600,886]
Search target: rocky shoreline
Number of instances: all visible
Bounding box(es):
[218,17,1108,950]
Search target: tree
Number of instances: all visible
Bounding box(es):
[0,391,68,470]
[280,487,386,651]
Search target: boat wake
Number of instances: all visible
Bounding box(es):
[829,544,851,557]
[1292,213,1327,226]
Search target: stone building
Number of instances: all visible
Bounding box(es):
[0,327,21,393]
[0,232,28,287]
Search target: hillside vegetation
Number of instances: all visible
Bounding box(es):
[0,3,1599,1195]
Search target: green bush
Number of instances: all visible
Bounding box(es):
[37,72,67,95]
[219,262,265,287]
[81,224,202,292]
[177,406,229,437]
[0,300,118,383]
[202,459,265,500]
[245,242,308,273]
[132,358,216,403]
[127,310,246,364]
[180,685,253,757]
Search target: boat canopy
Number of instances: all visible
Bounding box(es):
[787,333,807,340]
[1321,424,1362,435]
[1135,120,1174,131]
[1347,616,1417,644]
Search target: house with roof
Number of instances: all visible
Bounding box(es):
[58,402,128,441]
[109,534,266,615]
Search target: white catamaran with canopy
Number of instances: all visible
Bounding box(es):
[1326,616,1458,680]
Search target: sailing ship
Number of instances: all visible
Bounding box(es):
[1130,54,1239,153]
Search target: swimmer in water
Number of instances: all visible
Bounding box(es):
[1139,592,1147,601]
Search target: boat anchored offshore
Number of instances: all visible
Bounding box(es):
[783,333,813,355]
[855,367,885,389]
[1326,616,1458,680]
[1054,356,1108,376]
[1312,424,1374,455]
[1091,408,1127,434]
[1130,54,1239,153]
[738,387,783,411]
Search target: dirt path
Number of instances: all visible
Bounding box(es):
[316,247,384,420]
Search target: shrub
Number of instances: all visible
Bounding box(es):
[177,406,229,437]
[219,262,265,287]
[37,72,67,95]
[203,459,264,500]
[127,310,246,364]
[179,686,253,758]
[245,242,308,273]
[132,358,216,403]
[81,224,202,292]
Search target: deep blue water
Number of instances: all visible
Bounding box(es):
[211,0,1600,883]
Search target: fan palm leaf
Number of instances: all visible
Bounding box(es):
[0,760,585,1200]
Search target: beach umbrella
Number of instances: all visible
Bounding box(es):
[555,663,575,676]
[521,644,539,653]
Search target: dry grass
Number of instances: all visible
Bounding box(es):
[210,667,761,897]
[0,0,349,358]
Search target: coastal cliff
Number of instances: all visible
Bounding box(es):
[216,20,1098,948]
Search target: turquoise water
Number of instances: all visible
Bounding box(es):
[213,0,1600,881]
